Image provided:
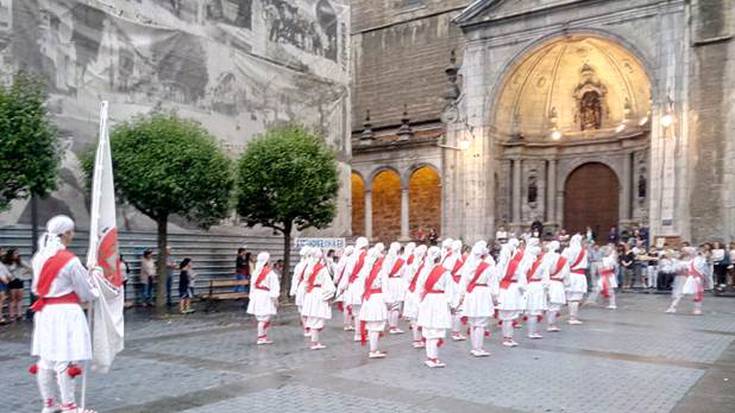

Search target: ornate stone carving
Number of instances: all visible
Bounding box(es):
[573,63,607,131]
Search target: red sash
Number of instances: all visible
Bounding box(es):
[527,254,545,282]
[421,265,446,300]
[254,265,272,291]
[348,250,367,284]
[467,261,490,293]
[570,249,586,273]
[408,261,425,293]
[451,257,464,283]
[306,262,324,293]
[550,256,567,280]
[600,267,614,298]
[407,255,414,265]
[500,251,523,289]
[688,261,705,302]
[31,250,78,312]
[388,258,405,278]
[362,258,384,301]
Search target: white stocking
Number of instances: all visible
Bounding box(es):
[425,338,438,360]
[527,316,537,336]
[56,363,76,407]
[502,322,513,339]
[257,321,266,338]
[311,328,320,344]
[368,331,379,352]
[37,359,56,409]
[474,327,485,350]
[669,297,681,310]
[411,321,421,342]
[694,301,703,312]
[452,314,462,333]
[569,302,579,320]
[609,290,617,307]
[343,307,352,326]
[389,309,398,328]
[547,310,557,326]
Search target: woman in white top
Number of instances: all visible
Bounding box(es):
[711,241,728,290]
[595,246,619,309]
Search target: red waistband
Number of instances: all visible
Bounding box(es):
[528,279,543,283]
[571,269,586,275]
[600,269,615,276]
[256,286,270,291]
[425,289,445,294]
[30,292,80,312]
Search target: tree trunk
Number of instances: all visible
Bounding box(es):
[155,216,168,309]
[31,194,39,253]
[281,221,292,302]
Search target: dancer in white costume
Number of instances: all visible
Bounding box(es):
[543,241,568,332]
[358,245,389,358]
[30,216,99,413]
[402,245,428,348]
[667,246,707,315]
[332,246,354,327]
[443,240,467,341]
[417,246,452,367]
[290,246,312,335]
[562,234,588,325]
[524,245,547,339]
[458,241,495,357]
[384,242,410,334]
[247,252,281,345]
[592,246,618,309]
[301,249,336,350]
[339,237,369,338]
[496,242,528,347]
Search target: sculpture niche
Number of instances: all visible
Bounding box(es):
[574,63,607,131]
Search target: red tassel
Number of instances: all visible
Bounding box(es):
[263,321,271,330]
[347,305,353,317]
[437,338,444,348]
[28,364,38,375]
[460,316,468,325]
[522,315,528,322]
[484,330,490,337]
[498,320,503,326]
[360,320,368,346]
[337,302,344,312]
[67,364,82,378]
[537,315,543,322]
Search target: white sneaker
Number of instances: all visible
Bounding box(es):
[665,307,677,314]
[692,309,703,316]
[303,331,311,337]
[568,319,583,325]
[528,333,543,339]
[412,340,425,349]
[424,359,437,368]
[471,349,491,357]
[452,333,468,341]
[310,343,326,350]
[606,305,617,310]
[344,325,355,331]
[389,328,405,335]
[368,351,387,359]
[502,340,518,347]
[256,338,273,345]
[547,326,561,332]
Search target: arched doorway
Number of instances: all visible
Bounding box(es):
[409,166,441,239]
[372,169,401,242]
[564,163,619,236]
[351,172,365,236]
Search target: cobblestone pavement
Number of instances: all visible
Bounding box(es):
[2,294,734,413]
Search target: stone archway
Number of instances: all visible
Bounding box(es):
[408,166,441,239]
[563,162,620,236]
[371,169,401,242]
[351,172,365,236]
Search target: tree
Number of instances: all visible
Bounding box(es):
[83,113,233,308]
[235,124,339,300]
[0,71,60,248]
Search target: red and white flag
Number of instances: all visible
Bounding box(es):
[86,101,124,373]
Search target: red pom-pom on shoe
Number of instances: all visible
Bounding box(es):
[28,364,38,375]
[67,364,82,378]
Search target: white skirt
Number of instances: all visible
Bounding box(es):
[294,283,306,307]
[496,284,525,311]
[344,282,364,306]
[402,291,420,320]
[358,293,388,322]
[525,282,547,314]
[461,286,494,318]
[32,304,92,362]
[384,277,406,304]
[682,276,702,296]
[301,288,332,320]
[447,278,462,308]
[548,280,567,305]
[671,275,687,298]
[597,274,619,290]
[247,289,277,317]
[417,293,451,330]
[567,273,588,294]
[421,327,446,340]
[305,317,325,330]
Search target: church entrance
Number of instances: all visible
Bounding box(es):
[563,162,619,237]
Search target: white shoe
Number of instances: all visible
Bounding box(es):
[547,326,561,332]
[412,340,425,349]
[471,349,491,357]
[502,339,518,347]
[303,331,311,337]
[528,333,543,339]
[451,333,468,341]
[692,309,703,316]
[353,336,362,342]
[310,343,326,350]
[368,351,387,359]
[568,319,583,325]
[606,305,617,310]
[344,325,355,331]
[424,358,445,368]
[256,338,273,345]
[389,328,405,335]
[60,404,97,413]
[665,307,676,314]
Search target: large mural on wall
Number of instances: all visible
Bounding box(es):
[0,0,351,235]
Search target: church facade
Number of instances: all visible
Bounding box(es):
[350,0,735,245]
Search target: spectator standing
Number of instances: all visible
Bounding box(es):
[120,253,131,306]
[178,258,194,314]
[585,226,595,243]
[495,225,509,243]
[141,249,157,306]
[428,228,439,246]
[165,246,177,307]
[588,243,603,294]
[607,226,619,244]
[0,247,9,324]
[657,251,676,290]
[712,241,728,291]
[631,241,646,288]
[621,244,635,289]
[4,248,32,321]
[646,247,659,289]
[414,227,426,243]
[728,242,735,289]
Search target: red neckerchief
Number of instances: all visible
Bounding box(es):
[550,256,567,279]
[388,257,405,277]
[254,265,271,290]
[421,265,446,299]
[467,261,490,293]
[306,262,325,293]
[408,260,426,292]
[362,257,384,301]
[570,249,586,270]
[500,250,523,289]
[348,249,367,284]
[527,253,545,281]
[34,250,76,297]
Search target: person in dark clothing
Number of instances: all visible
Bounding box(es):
[179,258,194,314]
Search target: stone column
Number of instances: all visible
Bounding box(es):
[621,153,632,224]
[364,190,373,240]
[400,187,410,241]
[512,158,522,229]
[547,159,557,226]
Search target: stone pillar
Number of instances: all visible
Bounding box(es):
[364,190,373,240]
[512,158,522,229]
[621,152,632,225]
[547,159,557,227]
[400,187,410,241]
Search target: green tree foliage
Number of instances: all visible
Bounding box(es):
[83,113,233,308]
[0,71,59,211]
[236,124,339,298]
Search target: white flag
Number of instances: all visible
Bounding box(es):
[87,101,125,373]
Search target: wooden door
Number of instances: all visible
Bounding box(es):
[563,163,619,236]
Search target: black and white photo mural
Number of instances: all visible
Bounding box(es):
[0,0,351,235]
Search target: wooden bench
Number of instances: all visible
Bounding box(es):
[203,279,250,312]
